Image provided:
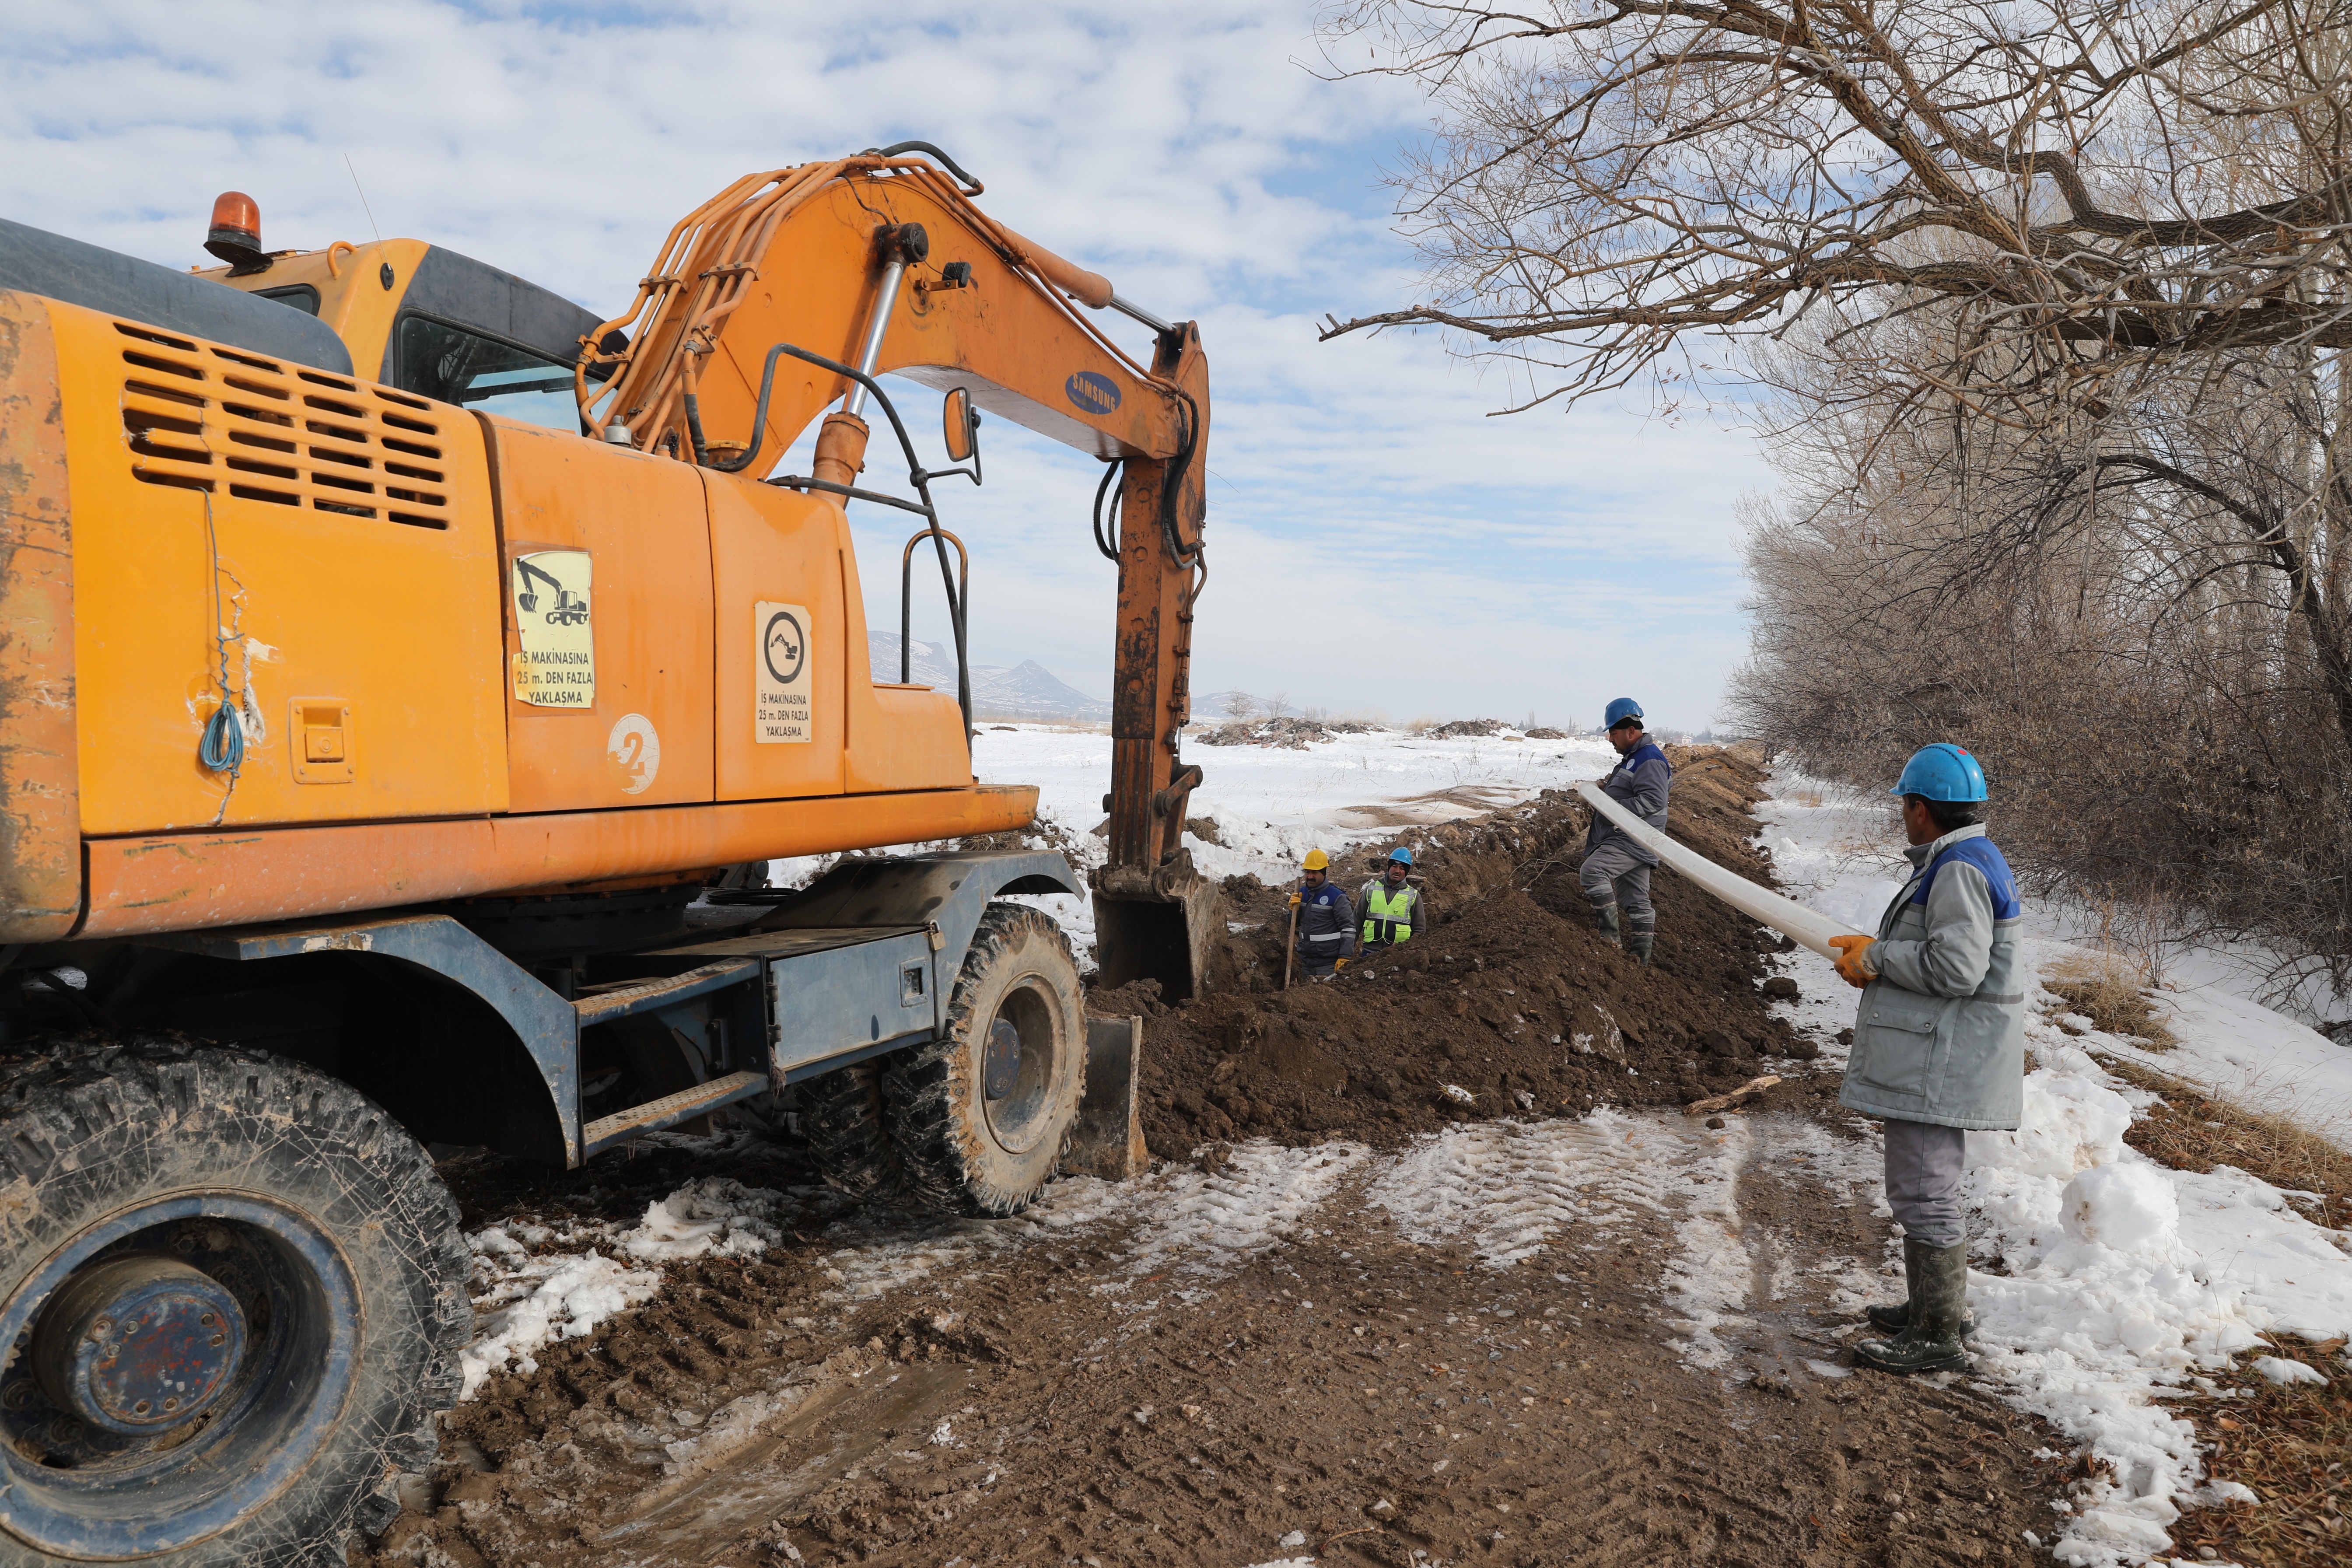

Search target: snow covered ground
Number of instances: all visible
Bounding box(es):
[971,721,1617,877]
[1757,772,2352,1565]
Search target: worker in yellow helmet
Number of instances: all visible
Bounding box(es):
[1288,848,1356,980]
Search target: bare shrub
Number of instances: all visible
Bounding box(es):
[2046,951,2176,1049]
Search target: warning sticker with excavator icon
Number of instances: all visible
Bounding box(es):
[754,601,813,743]
[511,550,595,708]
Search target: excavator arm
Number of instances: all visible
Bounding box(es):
[583,152,1219,999]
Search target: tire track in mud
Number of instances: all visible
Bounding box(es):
[384,1105,2062,1568]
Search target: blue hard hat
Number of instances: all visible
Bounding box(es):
[1603,697,1644,728]
[1890,743,1989,803]
[1386,846,1414,867]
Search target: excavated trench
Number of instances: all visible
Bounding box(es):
[368,749,2068,1568]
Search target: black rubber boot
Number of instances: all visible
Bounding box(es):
[1863,1239,1978,1338]
[1626,931,1654,966]
[1855,1239,1971,1374]
[1594,904,1622,948]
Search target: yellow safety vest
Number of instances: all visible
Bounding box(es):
[1362,882,1416,945]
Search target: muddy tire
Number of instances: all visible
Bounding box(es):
[0,1038,469,1568]
[801,1061,910,1203]
[883,903,1086,1216]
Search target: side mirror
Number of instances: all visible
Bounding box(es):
[942,386,981,465]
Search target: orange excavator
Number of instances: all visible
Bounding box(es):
[0,146,1213,1566]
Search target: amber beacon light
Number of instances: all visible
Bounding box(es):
[203,190,269,274]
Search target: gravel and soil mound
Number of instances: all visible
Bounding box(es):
[1195,716,1376,748]
[1092,747,1832,1158]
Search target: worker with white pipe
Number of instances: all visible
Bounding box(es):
[1579,698,1673,965]
[1827,744,2026,1375]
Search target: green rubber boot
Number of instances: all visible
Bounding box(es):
[1626,931,1654,967]
[1594,904,1622,948]
[1855,1239,1971,1374]
[1865,1239,1978,1338]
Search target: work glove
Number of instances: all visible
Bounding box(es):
[1334,956,1351,970]
[1288,892,1301,907]
[1828,934,1876,989]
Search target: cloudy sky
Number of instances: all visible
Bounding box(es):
[1,0,1771,733]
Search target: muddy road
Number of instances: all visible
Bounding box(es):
[371,752,2066,1568]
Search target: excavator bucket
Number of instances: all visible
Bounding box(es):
[1091,854,1224,1004]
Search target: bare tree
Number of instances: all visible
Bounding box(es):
[1225,691,1258,719]
[1730,303,2352,997]
[1317,0,2352,421]
[1320,1,2352,989]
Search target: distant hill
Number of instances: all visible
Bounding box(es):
[868,632,1112,723]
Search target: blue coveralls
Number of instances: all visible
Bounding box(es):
[1579,741,1673,934]
[1293,881,1354,977]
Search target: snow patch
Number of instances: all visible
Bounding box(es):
[460,1176,811,1398]
[460,1244,661,1399]
[620,1176,786,1262]
[1119,1141,1372,1280]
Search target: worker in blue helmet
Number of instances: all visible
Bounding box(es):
[1826,743,2024,1376]
[1355,845,1430,962]
[1579,698,1673,965]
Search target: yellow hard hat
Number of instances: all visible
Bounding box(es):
[1302,848,1330,871]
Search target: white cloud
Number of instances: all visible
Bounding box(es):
[0,0,1767,731]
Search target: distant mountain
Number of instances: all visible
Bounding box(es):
[868,632,1112,723]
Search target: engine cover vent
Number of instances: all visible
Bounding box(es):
[116,320,453,530]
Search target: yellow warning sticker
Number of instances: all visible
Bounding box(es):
[512,550,595,708]
[754,601,813,743]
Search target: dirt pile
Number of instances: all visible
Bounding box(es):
[1195,715,1378,748]
[1425,718,1511,738]
[1095,746,1835,1158]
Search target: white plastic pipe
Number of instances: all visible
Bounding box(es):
[1574,781,1865,960]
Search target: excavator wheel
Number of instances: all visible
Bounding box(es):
[883,903,1086,1217]
[0,1038,469,1568]
[800,1061,910,1203]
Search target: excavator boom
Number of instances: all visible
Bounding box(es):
[586,152,1219,998]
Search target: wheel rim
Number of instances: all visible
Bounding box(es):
[979,977,1064,1156]
[0,1194,360,1559]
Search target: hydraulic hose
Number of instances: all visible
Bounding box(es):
[860,141,984,193]
[1574,781,1862,959]
[1092,460,1123,561]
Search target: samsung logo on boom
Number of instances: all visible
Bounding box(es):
[1064,371,1120,415]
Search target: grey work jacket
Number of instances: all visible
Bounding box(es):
[1838,823,2027,1131]
[1583,742,1672,868]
